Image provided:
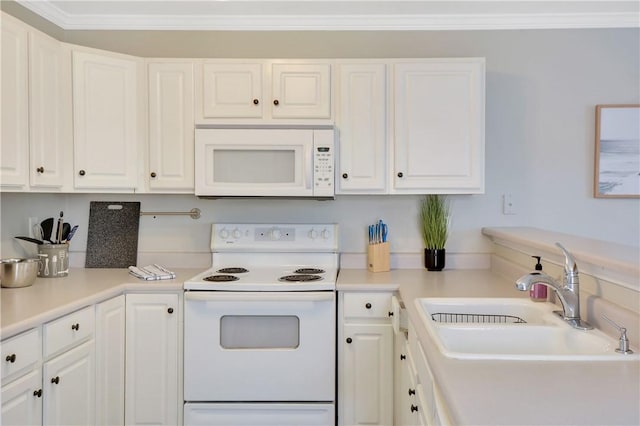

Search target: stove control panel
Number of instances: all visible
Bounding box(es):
[212,223,337,252]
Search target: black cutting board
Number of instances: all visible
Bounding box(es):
[85,201,140,268]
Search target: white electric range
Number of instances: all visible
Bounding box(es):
[183,223,338,426]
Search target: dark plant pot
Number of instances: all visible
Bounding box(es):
[424,248,446,271]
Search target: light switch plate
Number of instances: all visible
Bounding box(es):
[503,194,516,215]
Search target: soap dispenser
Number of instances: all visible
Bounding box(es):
[529,256,547,302]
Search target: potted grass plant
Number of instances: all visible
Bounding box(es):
[419,195,450,271]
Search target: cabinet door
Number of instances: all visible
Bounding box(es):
[393,60,485,193]
[341,323,393,426]
[271,63,331,119]
[72,50,139,189]
[28,31,71,188]
[200,62,263,119]
[336,64,387,193]
[95,295,125,426]
[0,13,29,188]
[1,369,43,426]
[396,338,419,426]
[125,293,179,426]
[148,62,195,190]
[43,340,95,426]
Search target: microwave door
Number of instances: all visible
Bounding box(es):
[195,130,315,197]
[209,146,309,196]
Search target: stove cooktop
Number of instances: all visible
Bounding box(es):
[185,223,339,291]
[185,266,337,291]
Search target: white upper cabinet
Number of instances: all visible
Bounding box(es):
[196,60,332,124]
[2,13,486,197]
[392,59,485,194]
[147,61,195,191]
[199,62,263,119]
[271,63,331,119]
[336,63,387,193]
[72,49,140,190]
[28,31,72,189]
[1,13,29,188]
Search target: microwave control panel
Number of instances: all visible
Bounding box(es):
[313,130,335,197]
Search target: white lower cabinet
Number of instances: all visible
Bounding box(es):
[1,369,43,426]
[395,333,419,426]
[184,403,334,425]
[125,293,180,426]
[41,305,96,426]
[338,291,394,426]
[407,321,452,426]
[42,340,95,425]
[95,295,125,425]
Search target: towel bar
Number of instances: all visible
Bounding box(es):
[140,208,201,219]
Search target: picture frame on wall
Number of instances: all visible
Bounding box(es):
[594,104,640,198]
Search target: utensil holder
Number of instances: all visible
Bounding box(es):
[37,243,69,278]
[367,242,390,273]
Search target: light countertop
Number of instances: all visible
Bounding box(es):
[1,268,200,340]
[3,267,638,425]
[338,268,640,426]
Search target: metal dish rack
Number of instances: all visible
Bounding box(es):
[431,313,527,324]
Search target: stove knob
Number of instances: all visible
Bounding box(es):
[270,228,282,240]
[320,229,331,240]
[219,228,229,239]
[232,228,242,239]
[308,229,318,240]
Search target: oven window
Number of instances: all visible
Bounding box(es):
[220,315,300,349]
[213,150,296,183]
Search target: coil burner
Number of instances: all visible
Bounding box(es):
[203,275,239,282]
[217,267,249,274]
[279,274,323,282]
[294,268,325,275]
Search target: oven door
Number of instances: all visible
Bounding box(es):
[194,128,313,197]
[184,291,336,402]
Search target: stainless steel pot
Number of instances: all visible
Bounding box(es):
[0,258,39,288]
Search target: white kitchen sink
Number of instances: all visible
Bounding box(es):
[416,298,640,361]
[418,297,558,325]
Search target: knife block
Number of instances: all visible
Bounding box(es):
[367,242,390,272]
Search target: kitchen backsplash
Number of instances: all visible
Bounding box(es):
[1,192,499,267]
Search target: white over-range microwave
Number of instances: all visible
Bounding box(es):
[194,127,335,198]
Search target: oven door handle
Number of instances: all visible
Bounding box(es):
[184,291,335,303]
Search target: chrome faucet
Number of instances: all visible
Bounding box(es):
[515,243,592,330]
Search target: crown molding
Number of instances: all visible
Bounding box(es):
[14,1,640,31]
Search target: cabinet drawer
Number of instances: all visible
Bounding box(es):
[343,292,392,319]
[1,328,41,382]
[43,305,95,358]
